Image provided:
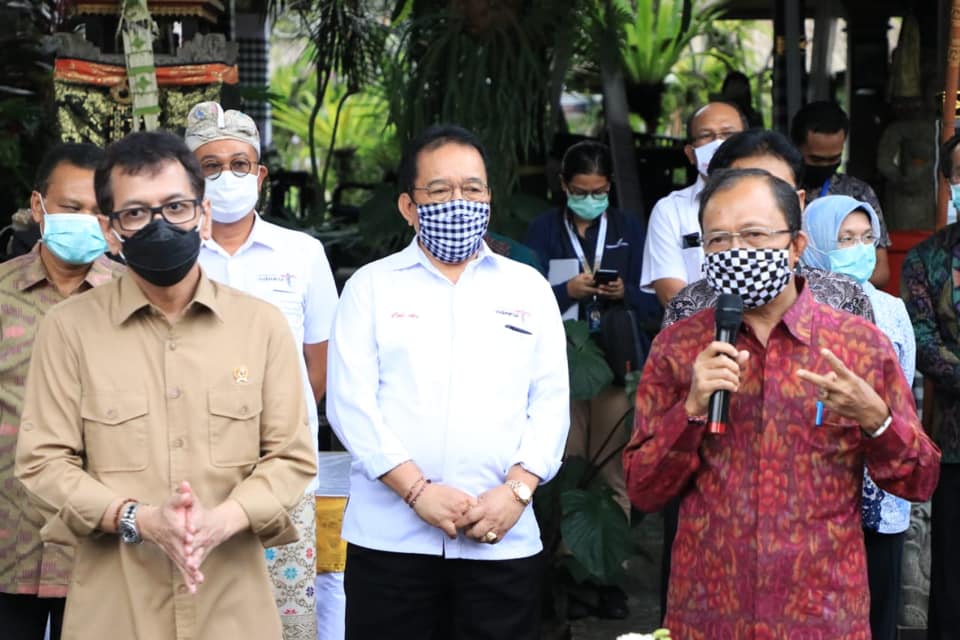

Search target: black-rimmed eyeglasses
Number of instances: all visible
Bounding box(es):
[108,199,201,231]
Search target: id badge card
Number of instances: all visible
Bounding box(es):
[586,298,602,333]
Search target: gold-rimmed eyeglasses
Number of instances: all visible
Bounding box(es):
[703,227,795,251]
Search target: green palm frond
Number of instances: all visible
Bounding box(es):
[619,0,727,84]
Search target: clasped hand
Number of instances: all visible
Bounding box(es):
[411,483,525,544]
[139,480,244,594]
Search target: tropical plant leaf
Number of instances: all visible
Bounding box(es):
[560,484,631,585]
[565,320,614,400]
[618,0,728,84]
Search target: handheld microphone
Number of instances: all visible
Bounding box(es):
[707,294,743,435]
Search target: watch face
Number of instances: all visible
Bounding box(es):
[119,521,138,543]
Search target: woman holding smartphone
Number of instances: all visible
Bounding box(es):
[525,140,660,620]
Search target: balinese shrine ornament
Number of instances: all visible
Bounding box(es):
[119,0,161,131]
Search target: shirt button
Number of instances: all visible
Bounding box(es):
[167,387,181,400]
[106,409,117,419]
[172,437,184,448]
[239,405,248,415]
[177,584,188,595]
[168,340,177,351]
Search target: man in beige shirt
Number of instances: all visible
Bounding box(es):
[15,131,316,640]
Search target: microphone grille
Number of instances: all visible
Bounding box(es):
[715,293,743,330]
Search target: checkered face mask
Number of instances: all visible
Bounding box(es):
[417,199,490,264]
[704,247,792,309]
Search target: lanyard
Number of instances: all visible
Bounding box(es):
[819,178,831,199]
[563,213,607,276]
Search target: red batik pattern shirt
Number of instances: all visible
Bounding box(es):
[624,283,940,640]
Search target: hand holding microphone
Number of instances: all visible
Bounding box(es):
[684,295,748,434]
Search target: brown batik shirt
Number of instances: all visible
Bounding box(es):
[0,245,122,597]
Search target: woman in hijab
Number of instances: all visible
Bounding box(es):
[801,194,915,640]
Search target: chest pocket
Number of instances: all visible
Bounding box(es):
[208,387,263,467]
[80,392,149,472]
[803,409,862,459]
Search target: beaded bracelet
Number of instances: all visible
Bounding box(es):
[408,479,432,509]
[404,476,426,506]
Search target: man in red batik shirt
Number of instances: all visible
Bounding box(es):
[624,168,940,640]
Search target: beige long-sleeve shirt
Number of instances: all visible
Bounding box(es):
[15,271,316,640]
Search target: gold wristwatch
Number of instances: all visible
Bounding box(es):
[505,480,533,506]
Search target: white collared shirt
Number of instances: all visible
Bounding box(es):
[199,213,339,493]
[326,239,570,559]
[640,176,706,292]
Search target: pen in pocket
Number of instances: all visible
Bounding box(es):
[504,324,532,335]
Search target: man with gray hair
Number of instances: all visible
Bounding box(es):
[625,168,939,638]
[185,101,340,640]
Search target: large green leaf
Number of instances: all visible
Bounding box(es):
[560,484,631,585]
[565,320,613,400]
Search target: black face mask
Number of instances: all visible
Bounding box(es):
[118,217,201,287]
[802,162,841,190]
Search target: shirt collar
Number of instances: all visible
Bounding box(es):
[111,267,223,325]
[17,244,119,292]
[203,212,279,256]
[779,276,814,346]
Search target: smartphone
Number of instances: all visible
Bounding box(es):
[593,269,619,286]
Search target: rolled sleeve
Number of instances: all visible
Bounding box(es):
[326,272,412,481]
[510,284,570,482]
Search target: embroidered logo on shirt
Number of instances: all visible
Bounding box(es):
[257,273,296,288]
[233,366,249,384]
[605,237,629,250]
[495,308,530,323]
[390,312,419,319]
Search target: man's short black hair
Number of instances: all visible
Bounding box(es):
[397,124,489,197]
[790,101,850,146]
[708,129,804,187]
[685,103,750,141]
[560,140,612,183]
[698,167,802,233]
[941,133,960,180]
[34,143,104,196]
[94,131,205,215]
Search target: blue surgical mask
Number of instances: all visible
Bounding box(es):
[951,183,960,213]
[40,198,108,265]
[567,194,608,221]
[828,243,876,284]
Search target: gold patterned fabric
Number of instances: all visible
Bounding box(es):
[315,496,347,573]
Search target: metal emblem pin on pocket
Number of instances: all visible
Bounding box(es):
[233,366,249,384]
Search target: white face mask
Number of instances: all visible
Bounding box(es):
[204,172,259,223]
[694,138,724,177]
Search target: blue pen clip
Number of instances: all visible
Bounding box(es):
[815,400,824,427]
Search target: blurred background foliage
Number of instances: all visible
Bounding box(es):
[267,0,772,262]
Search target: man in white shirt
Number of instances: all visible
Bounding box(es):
[184,102,339,640]
[326,124,569,639]
[641,102,747,305]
